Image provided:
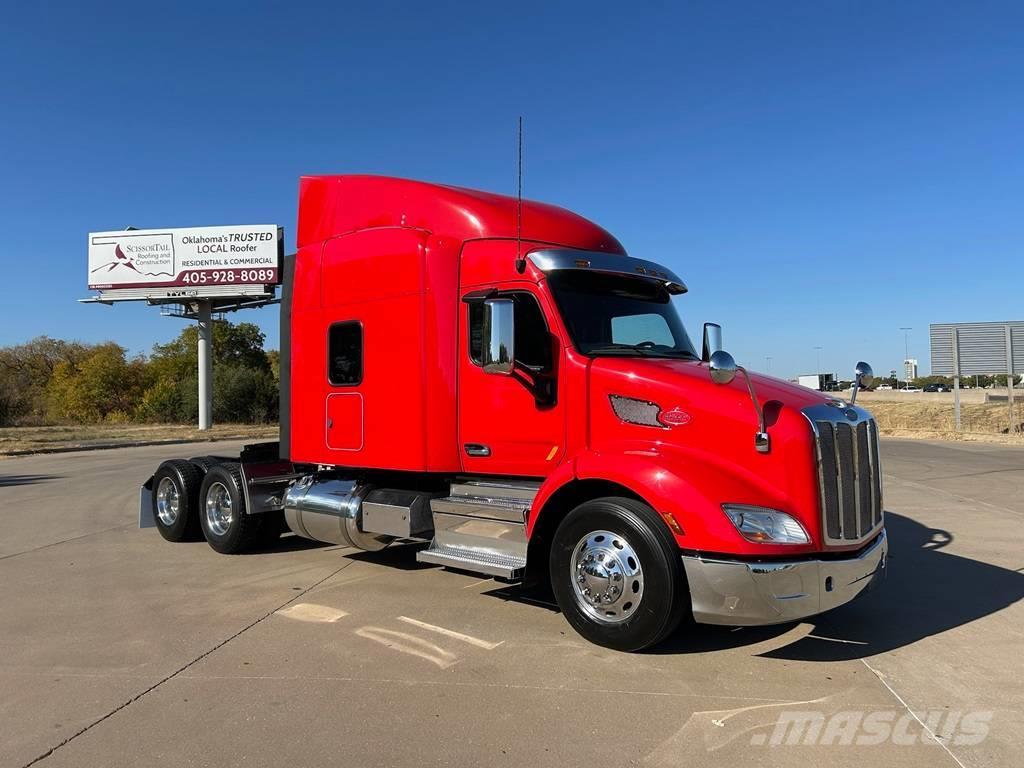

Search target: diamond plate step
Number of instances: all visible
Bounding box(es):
[416,542,526,579]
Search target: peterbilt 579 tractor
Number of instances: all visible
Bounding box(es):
[143,175,886,651]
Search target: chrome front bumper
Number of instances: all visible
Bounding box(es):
[682,529,887,626]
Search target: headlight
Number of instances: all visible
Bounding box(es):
[722,504,809,544]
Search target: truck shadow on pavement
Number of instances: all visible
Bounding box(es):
[477,512,1024,658]
[751,511,1024,662]
[0,473,63,487]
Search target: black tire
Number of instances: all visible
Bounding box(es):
[198,462,264,554]
[549,497,688,651]
[151,459,204,542]
[188,455,220,474]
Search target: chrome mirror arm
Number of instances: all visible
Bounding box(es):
[850,361,874,406]
[736,366,770,453]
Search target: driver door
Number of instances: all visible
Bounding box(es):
[458,287,565,477]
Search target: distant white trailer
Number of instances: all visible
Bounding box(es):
[798,374,822,390]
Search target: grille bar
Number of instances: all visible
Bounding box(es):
[836,423,857,538]
[808,407,883,545]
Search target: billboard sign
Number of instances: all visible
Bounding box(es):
[88,225,282,294]
[930,321,1024,376]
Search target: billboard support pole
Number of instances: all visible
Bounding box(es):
[952,328,961,431]
[1007,326,1016,435]
[197,300,213,431]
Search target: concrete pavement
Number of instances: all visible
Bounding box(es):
[0,439,1021,767]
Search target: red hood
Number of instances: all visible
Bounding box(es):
[589,357,830,412]
[585,355,828,545]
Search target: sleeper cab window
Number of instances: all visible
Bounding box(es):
[328,322,362,386]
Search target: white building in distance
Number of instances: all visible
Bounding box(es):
[904,358,919,381]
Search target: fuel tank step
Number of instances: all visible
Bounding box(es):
[433,479,541,522]
[429,494,530,523]
[448,479,541,502]
[414,478,539,579]
[416,542,526,579]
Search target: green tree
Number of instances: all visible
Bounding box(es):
[266,349,280,383]
[46,343,146,423]
[0,337,93,425]
[136,377,193,423]
[149,320,270,379]
[214,365,278,423]
[142,320,275,422]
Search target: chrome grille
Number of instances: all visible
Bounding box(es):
[805,405,883,545]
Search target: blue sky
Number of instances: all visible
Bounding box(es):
[1,1,1021,379]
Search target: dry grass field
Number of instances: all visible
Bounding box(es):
[0,424,278,456]
[859,399,1024,444]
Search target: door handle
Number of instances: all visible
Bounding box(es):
[464,443,491,457]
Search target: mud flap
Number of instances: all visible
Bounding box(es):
[139,477,155,529]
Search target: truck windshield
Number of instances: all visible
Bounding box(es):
[546,271,698,359]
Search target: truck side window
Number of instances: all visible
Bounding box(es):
[328,322,362,386]
[467,292,551,372]
[512,293,551,371]
[468,302,484,364]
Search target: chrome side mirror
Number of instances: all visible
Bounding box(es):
[482,298,515,375]
[708,350,737,385]
[850,361,874,405]
[702,322,723,362]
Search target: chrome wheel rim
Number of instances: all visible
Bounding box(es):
[570,529,644,624]
[205,481,233,537]
[155,477,179,526]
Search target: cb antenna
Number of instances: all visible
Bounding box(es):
[515,116,526,273]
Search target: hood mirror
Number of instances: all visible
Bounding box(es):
[707,348,770,454]
[850,361,874,405]
[702,322,723,362]
[708,350,738,385]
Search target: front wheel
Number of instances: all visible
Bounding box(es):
[549,497,688,651]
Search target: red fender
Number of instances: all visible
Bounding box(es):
[530,441,823,557]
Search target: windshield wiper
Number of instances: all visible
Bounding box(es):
[587,344,697,360]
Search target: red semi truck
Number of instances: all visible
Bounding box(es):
[143,175,887,651]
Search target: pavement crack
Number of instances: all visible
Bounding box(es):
[0,524,135,563]
[860,658,969,768]
[20,560,354,767]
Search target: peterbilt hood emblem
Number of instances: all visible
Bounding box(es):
[659,407,692,427]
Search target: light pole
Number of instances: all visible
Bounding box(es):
[899,327,912,389]
[766,356,773,373]
[814,346,822,373]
